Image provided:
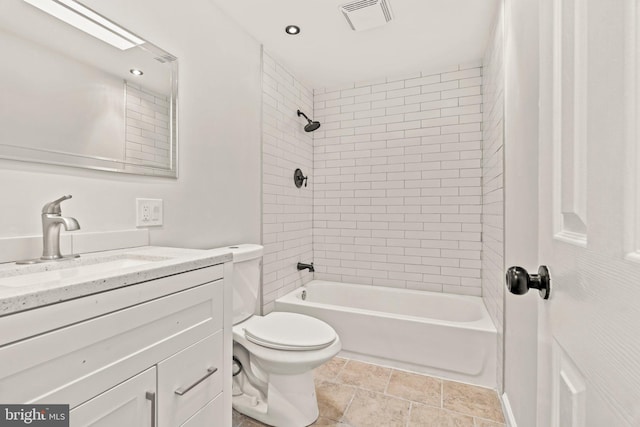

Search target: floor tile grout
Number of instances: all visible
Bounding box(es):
[340,382,358,425]
[235,356,506,427]
[319,376,504,425]
[336,358,348,377]
[382,367,393,395]
[405,401,414,427]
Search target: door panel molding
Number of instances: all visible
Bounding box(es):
[552,0,588,246]
[551,340,585,427]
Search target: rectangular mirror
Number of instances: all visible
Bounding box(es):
[0,0,178,177]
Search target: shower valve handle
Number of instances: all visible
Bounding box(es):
[294,168,308,188]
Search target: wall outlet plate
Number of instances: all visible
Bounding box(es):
[136,198,163,227]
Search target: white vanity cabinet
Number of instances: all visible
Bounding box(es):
[0,258,232,427]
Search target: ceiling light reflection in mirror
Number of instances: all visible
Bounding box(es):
[23,0,145,50]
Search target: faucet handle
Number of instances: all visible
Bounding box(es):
[42,195,73,215]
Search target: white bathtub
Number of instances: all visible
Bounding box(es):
[274,280,497,388]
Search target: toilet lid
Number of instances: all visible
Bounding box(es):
[243,312,336,351]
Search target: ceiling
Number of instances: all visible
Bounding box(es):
[210,0,500,89]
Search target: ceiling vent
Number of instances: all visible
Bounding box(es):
[155,54,178,63]
[340,0,393,32]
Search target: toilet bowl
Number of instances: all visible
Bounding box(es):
[232,313,341,426]
[234,312,341,374]
[227,245,341,427]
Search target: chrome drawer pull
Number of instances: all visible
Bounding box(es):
[174,367,217,396]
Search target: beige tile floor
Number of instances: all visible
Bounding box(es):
[233,357,506,427]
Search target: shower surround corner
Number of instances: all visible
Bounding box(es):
[261,50,314,313]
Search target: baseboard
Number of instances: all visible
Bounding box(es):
[501,392,518,427]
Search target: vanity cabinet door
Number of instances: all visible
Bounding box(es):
[69,367,156,427]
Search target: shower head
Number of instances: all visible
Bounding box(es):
[297,110,321,132]
[304,121,321,132]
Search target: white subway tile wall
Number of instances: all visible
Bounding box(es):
[313,63,483,295]
[261,51,314,313]
[482,9,505,391]
[125,82,171,169]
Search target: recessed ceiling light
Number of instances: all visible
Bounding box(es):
[130,69,143,76]
[285,25,300,35]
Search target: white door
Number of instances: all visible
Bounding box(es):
[502,0,541,425]
[534,0,640,426]
[70,367,156,427]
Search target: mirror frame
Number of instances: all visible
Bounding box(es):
[0,1,179,178]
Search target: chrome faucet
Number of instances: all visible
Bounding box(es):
[41,195,80,260]
[16,195,81,264]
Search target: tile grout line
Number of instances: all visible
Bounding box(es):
[406,401,413,427]
[334,358,355,424]
[473,414,507,426]
[340,383,358,425]
[383,368,394,395]
[334,358,349,381]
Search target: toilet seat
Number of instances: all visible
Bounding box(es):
[243,312,336,351]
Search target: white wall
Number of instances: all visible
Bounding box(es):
[0,0,262,256]
[482,4,505,392]
[503,0,540,425]
[261,51,314,313]
[312,65,484,295]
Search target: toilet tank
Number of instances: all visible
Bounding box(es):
[228,244,264,325]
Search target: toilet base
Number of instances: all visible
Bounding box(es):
[233,370,319,427]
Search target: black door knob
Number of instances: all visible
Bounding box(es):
[506,266,551,300]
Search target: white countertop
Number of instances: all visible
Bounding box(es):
[0,246,232,316]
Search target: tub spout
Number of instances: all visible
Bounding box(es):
[297,262,314,272]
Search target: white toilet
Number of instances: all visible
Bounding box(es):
[228,244,341,427]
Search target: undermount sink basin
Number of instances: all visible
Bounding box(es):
[0,254,171,288]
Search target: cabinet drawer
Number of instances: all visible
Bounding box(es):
[0,280,222,407]
[180,393,224,427]
[0,264,224,347]
[158,332,223,427]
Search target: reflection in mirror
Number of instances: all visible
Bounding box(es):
[0,0,178,177]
